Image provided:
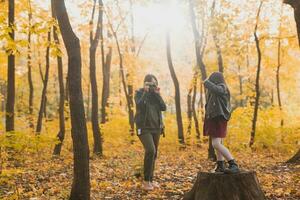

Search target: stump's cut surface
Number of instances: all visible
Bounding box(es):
[183,171,265,200]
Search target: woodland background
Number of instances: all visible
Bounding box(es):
[0,0,299,199]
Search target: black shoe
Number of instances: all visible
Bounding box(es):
[224,159,240,174]
[214,160,226,173]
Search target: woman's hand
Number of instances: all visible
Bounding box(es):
[144,85,150,92]
[154,87,160,94]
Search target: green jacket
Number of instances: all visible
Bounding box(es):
[134,88,166,131]
[204,79,231,120]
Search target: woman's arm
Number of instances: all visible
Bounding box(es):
[134,90,149,108]
[203,79,227,95]
[154,93,167,111]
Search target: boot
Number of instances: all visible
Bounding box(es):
[224,159,240,174]
[215,160,226,173]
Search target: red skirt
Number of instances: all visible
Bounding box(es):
[203,116,227,138]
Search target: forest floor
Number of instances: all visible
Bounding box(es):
[0,140,299,199]
[0,119,299,200]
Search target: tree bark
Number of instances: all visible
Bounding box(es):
[27,0,34,129]
[107,15,134,135]
[287,149,300,163]
[89,0,103,156]
[284,0,300,46]
[6,0,15,132]
[211,0,224,73]
[184,171,266,200]
[166,32,185,144]
[36,31,51,134]
[100,3,112,124]
[250,1,263,147]
[192,75,201,144]
[53,0,90,199]
[238,65,244,107]
[284,0,300,163]
[276,6,284,127]
[187,83,193,140]
[189,0,215,159]
[100,40,112,123]
[52,2,65,156]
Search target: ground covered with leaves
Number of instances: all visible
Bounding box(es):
[0,115,300,199]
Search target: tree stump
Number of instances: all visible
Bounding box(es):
[183,171,266,200]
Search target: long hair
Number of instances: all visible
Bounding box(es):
[208,72,230,95]
[208,72,226,85]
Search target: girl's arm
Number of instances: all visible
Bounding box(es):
[203,79,227,95]
[154,93,167,111]
[134,90,149,108]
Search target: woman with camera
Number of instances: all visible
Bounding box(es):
[134,74,166,191]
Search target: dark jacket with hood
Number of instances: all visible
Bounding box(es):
[134,88,166,131]
[204,74,231,120]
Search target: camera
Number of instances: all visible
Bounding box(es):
[145,82,157,93]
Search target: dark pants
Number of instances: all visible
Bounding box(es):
[138,129,160,181]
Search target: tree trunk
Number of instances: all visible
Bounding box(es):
[189,0,215,159]
[107,17,134,136]
[6,0,15,132]
[36,31,51,134]
[166,32,185,144]
[186,82,193,140]
[53,0,90,199]
[284,0,300,163]
[27,0,34,129]
[184,171,266,200]
[192,75,201,145]
[276,7,284,127]
[287,149,300,163]
[284,0,300,46]
[100,42,112,123]
[86,83,91,121]
[52,2,65,156]
[211,0,224,73]
[89,0,103,156]
[238,65,244,107]
[100,2,112,124]
[127,0,136,135]
[250,2,263,147]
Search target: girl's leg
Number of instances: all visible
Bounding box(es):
[138,132,156,182]
[216,149,224,161]
[211,137,233,161]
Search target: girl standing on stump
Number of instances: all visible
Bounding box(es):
[203,72,240,174]
[134,74,166,190]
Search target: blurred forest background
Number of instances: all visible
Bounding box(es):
[0,0,299,199]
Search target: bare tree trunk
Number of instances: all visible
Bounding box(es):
[284,0,300,163]
[238,65,244,107]
[166,32,185,144]
[276,6,284,127]
[107,15,134,135]
[36,31,51,134]
[100,3,112,124]
[250,1,263,147]
[86,83,91,121]
[284,0,300,46]
[189,0,215,159]
[52,3,65,156]
[186,83,193,141]
[6,0,15,132]
[192,75,201,144]
[100,41,112,123]
[89,0,103,156]
[53,0,90,199]
[27,0,34,129]
[211,0,224,73]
